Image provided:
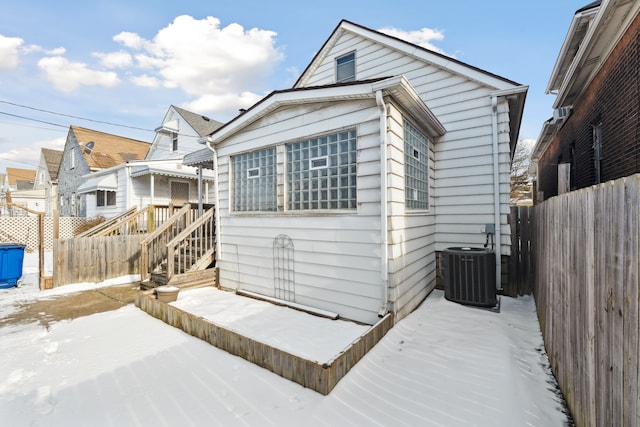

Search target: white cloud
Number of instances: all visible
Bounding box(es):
[0,135,66,168]
[113,31,147,50]
[113,15,284,114]
[182,91,263,116]
[379,26,449,55]
[37,56,120,92]
[130,74,161,88]
[94,50,133,68]
[0,34,24,69]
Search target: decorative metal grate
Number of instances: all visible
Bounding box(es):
[273,234,295,302]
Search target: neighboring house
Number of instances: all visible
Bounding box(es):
[57,126,150,217]
[4,167,36,191]
[185,20,527,325]
[34,148,63,216]
[6,189,46,213]
[530,0,640,201]
[78,106,223,219]
[0,167,42,214]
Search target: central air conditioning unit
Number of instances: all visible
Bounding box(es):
[552,106,573,124]
[443,247,497,308]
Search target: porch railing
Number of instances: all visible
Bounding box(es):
[75,206,138,237]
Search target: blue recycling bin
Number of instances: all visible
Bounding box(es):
[0,243,26,289]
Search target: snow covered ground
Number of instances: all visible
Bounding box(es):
[0,252,570,426]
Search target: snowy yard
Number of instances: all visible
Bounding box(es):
[0,252,570,426]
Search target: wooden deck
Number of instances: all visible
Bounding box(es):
[135,286,394,395]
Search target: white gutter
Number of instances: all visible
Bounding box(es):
[491,95,502,290]
[376,90,390,317]
[204,137,222,257]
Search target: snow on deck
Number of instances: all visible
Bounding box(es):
[170,287,371,363]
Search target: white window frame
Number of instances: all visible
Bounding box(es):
[336,52,356,83]
[96,190,116,207]
[404,119,430,211]
[171,132,178,152]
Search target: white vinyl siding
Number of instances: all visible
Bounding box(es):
[385,102,437,320]
[215,99,383,324]
[299,32,512,255]
[147,107,203,161]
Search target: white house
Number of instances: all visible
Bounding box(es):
[34,148,63,216]
[187,20,527,325]
[78,106,223,218]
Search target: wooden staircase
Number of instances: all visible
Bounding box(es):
[140,204,217,290]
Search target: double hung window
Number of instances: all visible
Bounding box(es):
[336,52,355,83]
[96,190,116,207]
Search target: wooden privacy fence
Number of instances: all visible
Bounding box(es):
[534,174,639,427]
[53,235,144,287]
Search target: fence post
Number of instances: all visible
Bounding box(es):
[148,205,155,233]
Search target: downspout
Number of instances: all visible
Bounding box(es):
[205,137,222,257]
[491,95,502,290]
[376,90,390,317]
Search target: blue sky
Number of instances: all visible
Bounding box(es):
[0,0,588,173]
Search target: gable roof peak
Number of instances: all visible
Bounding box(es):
[295,19,522,91]
[171,105,224,137]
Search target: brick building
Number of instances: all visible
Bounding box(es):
[530,0,640,201]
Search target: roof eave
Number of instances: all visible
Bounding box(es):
[546,5,600,94]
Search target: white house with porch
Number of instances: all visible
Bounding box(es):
[78,106,223,218]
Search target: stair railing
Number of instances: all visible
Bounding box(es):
[75,206,138,237]
[140,204,193,282]
[166,207,216,283]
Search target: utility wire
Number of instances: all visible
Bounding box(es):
[0,99,154,132]
[0,111,68,128]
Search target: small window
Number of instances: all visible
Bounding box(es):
[310,156,328,170]
[70,149,76,169]
[97,190,116,207]
[336,52,355,83]
[171,133,178,152]
[247,167,260,179]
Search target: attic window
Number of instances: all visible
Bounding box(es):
[171,132,178,152]
[336,52,355,83]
